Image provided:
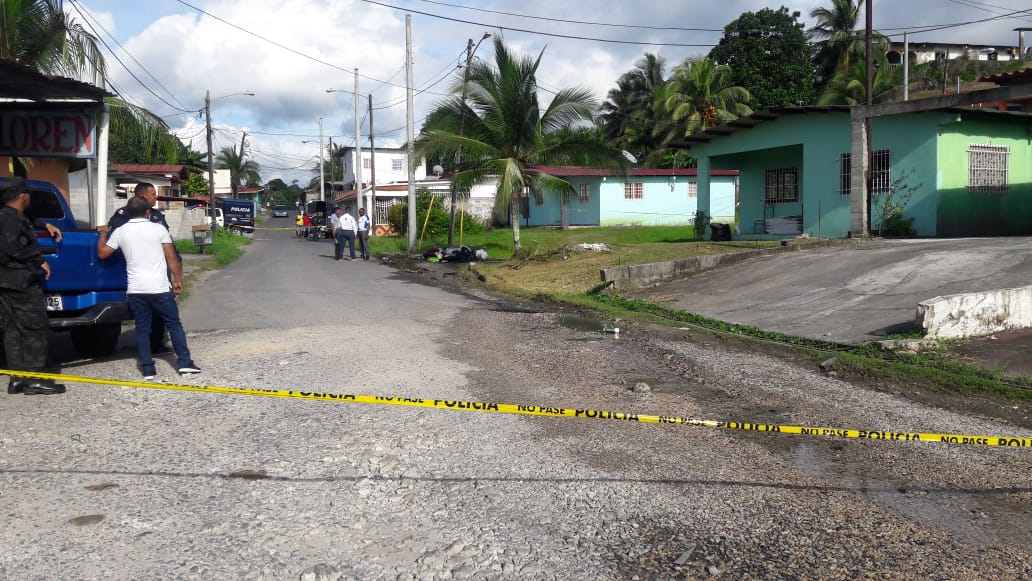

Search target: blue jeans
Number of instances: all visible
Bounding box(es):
[127,293,192,371]
[336,231,356,258]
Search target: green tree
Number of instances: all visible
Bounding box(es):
[709,6,815,110]
[807,0,890,91]
[181,173,208,198]
[658,56,752,140]
[599,52,667,165]
[0,0,105,85]
[414,37,625,255]
[0,1,185,167]
[818,56,902,105]
[215,144,261,197]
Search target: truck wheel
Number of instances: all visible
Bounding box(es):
[230,226,243,235]
[70,323,122,358]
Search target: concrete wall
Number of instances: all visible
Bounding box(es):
[601,239,844,291]
[917,285,1032,339]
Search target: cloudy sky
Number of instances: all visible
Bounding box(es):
[72,0,1032,185]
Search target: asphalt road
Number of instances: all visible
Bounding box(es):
[625,237,1032,345]
[2,224,1029,578]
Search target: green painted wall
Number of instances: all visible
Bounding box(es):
[936,117,1032,236]
[692,109,1032,238]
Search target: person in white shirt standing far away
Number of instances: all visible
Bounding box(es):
[356,206,371,260]
[96,193,201,380]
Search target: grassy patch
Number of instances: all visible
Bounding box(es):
[175,228,251,266]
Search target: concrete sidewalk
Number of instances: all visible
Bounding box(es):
[623,237,1032,376]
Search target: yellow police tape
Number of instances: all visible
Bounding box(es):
[3,369,1029,448]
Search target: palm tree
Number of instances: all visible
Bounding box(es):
[818,57,903,105]
[599,53,667,165]
[808,0,889,89]
[658,56,752,140]
[415,37,625,255]
[0,0,105,85]
[215,144,261,197]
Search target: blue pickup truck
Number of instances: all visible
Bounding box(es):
[4,178,131,358]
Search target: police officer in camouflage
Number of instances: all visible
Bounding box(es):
[0,177,66,395]
[108,182,174,354]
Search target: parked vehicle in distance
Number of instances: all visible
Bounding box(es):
[190,206,224,228]
[272,204,288,217]
[219,198,255,234]
[0,177,131,359]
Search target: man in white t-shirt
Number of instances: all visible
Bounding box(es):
[97,196,201,380]
[336,206,357,261]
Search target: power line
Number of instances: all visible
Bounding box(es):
[358,0,720,47]
[412,0,724,32]
[69,0,192,112]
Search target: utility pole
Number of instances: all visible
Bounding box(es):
[318,118,325,202]
[406,14,416,250]
[236,130,248,197]
[205,90,217,237]
[903,31,909,101]
[863,0,873,236]
[354,68,363,213]
[368,93,377,229]
[449,37,475,247]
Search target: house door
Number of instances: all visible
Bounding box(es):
[560,199,570,228]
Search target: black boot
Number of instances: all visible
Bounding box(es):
[7,380,25,394]
[21,381,66,395]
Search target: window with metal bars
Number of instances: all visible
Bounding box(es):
[839,153,851,196]
[392,158,404,171]
[871,149,890,195]
[686,178,697,199]
[968,143,1009,192]
[578,183,589,202]
[764,167,798,204]
[623,182,643,200]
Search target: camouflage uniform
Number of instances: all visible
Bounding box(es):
[0,205,50,377]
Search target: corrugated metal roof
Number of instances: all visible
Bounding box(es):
[977,67,1032,85]
[0,59,111,103]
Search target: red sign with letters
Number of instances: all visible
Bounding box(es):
[0,110,96,158]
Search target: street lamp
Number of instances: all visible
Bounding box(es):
[302,134,325,202]
[449,32,491,246]
[205,90,255,238]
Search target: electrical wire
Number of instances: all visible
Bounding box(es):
[69,0,194,113]
[358,0,718,47]
[412,0,724,32]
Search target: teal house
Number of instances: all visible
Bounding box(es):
[682,105,1032,238]
[520,167,739,228]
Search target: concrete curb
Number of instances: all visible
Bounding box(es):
[600,238,851,292]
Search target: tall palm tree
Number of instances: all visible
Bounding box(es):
[0,0,105,85]
[658,56,752,140]
[808,0,889,89]
[415,37,624,255]
[818,57,903,105]
[599,53,667,165]
[215,144,261,197]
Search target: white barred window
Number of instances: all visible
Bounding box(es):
[871,149,891,195]
[686,178,697,199]
[839,153,851,196]
[578,183,589,202]
[623,182,643,200]
[968,143,1009,192]
[764,167,798,204]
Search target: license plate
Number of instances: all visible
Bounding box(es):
[43,295,63,311]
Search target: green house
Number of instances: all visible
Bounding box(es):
[683,105,1032,239]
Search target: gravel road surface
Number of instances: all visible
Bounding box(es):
[1,225,1029,579]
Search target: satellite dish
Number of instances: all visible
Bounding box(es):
[432,164,444,177]
[621,150,638,164]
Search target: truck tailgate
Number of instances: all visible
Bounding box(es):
[38,231,127,292]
